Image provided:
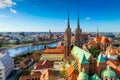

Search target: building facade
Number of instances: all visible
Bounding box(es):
[0,51,14,80]
[65,45,120,80]
[75,13,82,48]
[64,14,71,59]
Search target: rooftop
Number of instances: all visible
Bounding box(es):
[71,46,91,61]
[43,48,64,54]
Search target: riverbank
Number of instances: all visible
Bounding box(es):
[0,39,60,50]
[4,40,60,57]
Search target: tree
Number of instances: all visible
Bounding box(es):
[60,65,66,78]
[89,47,101,58]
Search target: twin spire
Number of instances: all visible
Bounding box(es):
[67,13,80,29]
[77,12,80,29]
[67,13,70,29]
[96,26,99,37]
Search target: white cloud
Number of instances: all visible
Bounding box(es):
[0,0,16,8]
[85,17,91,21]
[10,8,17,14]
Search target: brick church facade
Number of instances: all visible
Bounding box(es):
[64,14,120,80]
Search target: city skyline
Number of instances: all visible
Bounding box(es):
[0,0,120,32]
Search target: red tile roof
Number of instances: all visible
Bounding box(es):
[19,72,41,80]
[40,69,54,80]
[66,65,75,77]
[106,60,117,69]
[106,60,120,77]
[34,60,53,70]
[43,48,64,54]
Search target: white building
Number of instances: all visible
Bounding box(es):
[0,51,14,80]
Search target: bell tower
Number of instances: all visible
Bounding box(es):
[75,13,82,48]
[64,13,71,58]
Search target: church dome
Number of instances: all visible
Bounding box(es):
[101,65,116,78]
[78,67,89,80]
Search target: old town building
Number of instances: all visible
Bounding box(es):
[88,28,112,51]
[64,15,120,80]
[65,45,120,80]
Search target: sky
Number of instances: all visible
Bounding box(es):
[0,0,120,32]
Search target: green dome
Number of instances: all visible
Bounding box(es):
[78,67,89,80]
[101,65,116,78]
[90,74,101,80]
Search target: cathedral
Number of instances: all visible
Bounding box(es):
[64,14,120,80]
[64,13,82,59]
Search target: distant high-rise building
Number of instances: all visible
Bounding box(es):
[64,13,71,58]
[75,13,82,48]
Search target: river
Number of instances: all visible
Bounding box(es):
[6,41,59,57]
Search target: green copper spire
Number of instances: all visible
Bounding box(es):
[97,53,105,62]
[67,12,70,29]
[77,12,80,29]
[80,54,88,64]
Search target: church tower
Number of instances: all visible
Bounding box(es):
[96,27,99,37]
[64,13,71,58]
[75,13,82,48]
[48,29,52,39]
[96,53,106,77]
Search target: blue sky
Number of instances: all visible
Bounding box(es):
[0,0,120,32]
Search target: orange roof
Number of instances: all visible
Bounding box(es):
[116,67,120,71]
[107,47,120,55]
[88,40,96,45]
[95,36,102,42]
[101,36,109,43]
[94,36,112,43]
[70,70,79,80]
[57,42,64,49]
[106,60,117,69]
[19,72,41,80]
[34,60,53,70]
[43,48,63,54]
[106,60,120,77]
[116,67,120,77]
[40,69,54,80]
[66,65,75,77]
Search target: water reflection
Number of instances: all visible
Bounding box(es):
[7,42,59,57]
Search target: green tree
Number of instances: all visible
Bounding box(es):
[89,47,101,58]
[60,65,66,78]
